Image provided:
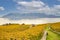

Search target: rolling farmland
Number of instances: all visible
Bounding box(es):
[0,22,60,40]
[0,24,47,40]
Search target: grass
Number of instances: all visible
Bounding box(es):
[45,24,60,40]
[46,30,60,40]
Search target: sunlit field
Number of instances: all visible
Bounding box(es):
[0,24,30,32]
[0,22,60,40]
[0,23,47,40]
[50,22,60,32]
[0,0,60,40]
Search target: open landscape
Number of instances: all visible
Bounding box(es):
[0,0,60,40]
[0,21,60,40]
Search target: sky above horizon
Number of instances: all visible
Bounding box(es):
[0,0,60,17]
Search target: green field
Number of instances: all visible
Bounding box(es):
[47,30,60,40]
[46,22,60,40]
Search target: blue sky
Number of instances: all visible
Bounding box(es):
[0,0,60,17]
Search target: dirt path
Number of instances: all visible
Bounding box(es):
[41,30,47,40]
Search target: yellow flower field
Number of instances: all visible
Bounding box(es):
[50,22,60,32]
[0,24,47,40]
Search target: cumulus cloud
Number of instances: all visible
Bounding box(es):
[17,1,44,10]
[16,1,47,13]
[17,1,45,8]
[0,7,5,11]
[14,0,60,16]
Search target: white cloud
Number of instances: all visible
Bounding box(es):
[52,5,60,16]
[57,0,60,1]
[15,0,60,16]
[16,1,46,13]
[0,7,5,11]
[17,1,46,11]
[17,1,45,8]
[0,18,60,25]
